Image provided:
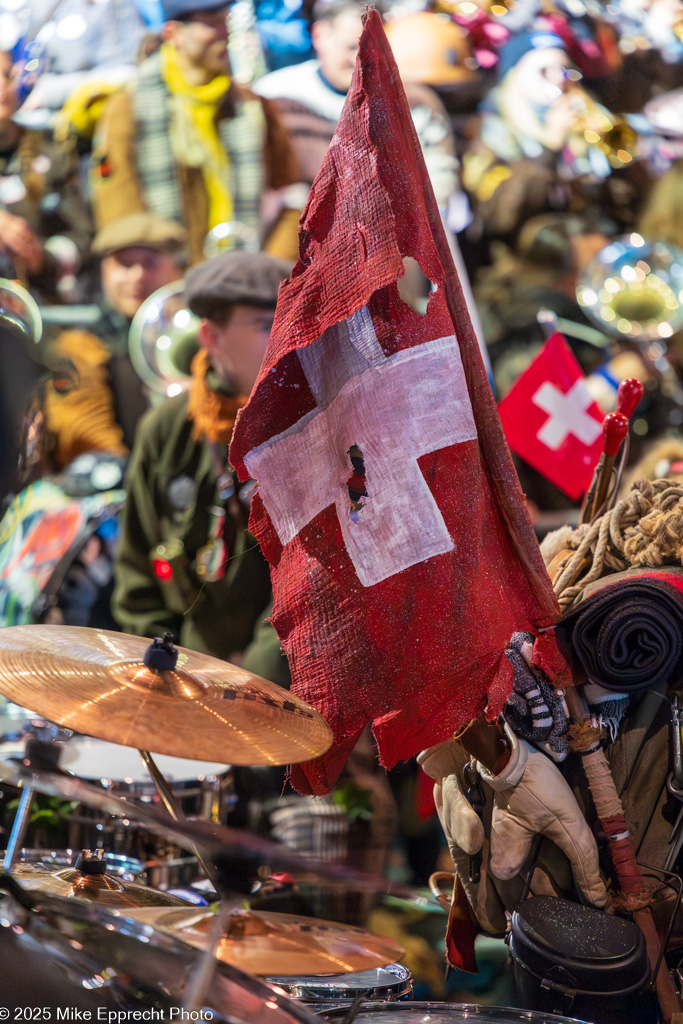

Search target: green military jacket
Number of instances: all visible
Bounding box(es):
[112,392,288,685]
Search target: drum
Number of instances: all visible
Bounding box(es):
[268,964,412,1011]
[0,700,39,742]
[0,719,235,888]
[319,1003,589,1024]
[62,736,235,883]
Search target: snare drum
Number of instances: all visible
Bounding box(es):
[319,1002,589,1024]
[268,964,412,1011]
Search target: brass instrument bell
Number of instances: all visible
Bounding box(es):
[576,234,683,342]
[0,277,42,346]
[128,280,201,400]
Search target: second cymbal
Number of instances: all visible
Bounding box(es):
[0,756,424,903]
[0,626,332,765]
[131,906,405,976]
[14,852,191,910]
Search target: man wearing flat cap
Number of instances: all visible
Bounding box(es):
[90,0,303,266]
[112,249,291,682]
[41,212,186,470]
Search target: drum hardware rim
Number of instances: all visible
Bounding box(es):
[266,963,413,1003]
[316,1000,593,1022]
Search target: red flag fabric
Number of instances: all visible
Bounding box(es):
[498,333,604,501]
[446,874,479,974]
[230,10,558,795]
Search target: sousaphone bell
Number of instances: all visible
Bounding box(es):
[128,280,201,401]
[129,222,258,398]
[0,277,42,346]
[576,233,683,426]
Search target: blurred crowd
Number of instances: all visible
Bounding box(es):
[2,0,683,903]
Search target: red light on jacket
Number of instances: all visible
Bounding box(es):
[152,559,173,581]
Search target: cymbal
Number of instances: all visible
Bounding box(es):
[0,880,322,1023]
[13,853,191,909]
[0,756,425,903]
[131,906,405,976]
[0,625,332,764]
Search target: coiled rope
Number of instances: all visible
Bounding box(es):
[551,479,683,610]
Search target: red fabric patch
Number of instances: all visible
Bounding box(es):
[498,333,604,501]
[531,630,574,689]
[446,874,479,974]
[230,11,558,795]
[415,765,437,821]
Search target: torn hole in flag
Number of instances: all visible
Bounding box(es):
[397,256,438,317]
[347,444,368,523]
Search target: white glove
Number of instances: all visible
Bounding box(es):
[417,741,484,856]
[477,726,608,909]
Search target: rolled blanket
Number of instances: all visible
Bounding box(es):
[556,570,683,693]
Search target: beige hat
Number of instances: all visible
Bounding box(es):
[385,13,478,87]
[92,213,187,258]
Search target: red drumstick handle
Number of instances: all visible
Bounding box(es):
[588,412,629,519]
[580,412,629,523]
[616,378,644,421]
[603,411,629,456]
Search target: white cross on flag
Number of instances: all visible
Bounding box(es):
[498,333,605,501]
[230,11,558,794]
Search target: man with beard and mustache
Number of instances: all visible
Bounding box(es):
[90,0,303,265]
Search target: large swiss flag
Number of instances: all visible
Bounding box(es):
[498,333,604,501]
[230,10,558,794]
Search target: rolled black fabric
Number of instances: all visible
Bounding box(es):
[556,574,683,693]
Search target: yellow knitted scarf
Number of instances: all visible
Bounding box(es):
[187,349,247,445]
[43,331,128,469]
[160,42,233,230]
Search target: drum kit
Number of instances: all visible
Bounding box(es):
[0,623,414,1016]
[0,623,592,1023]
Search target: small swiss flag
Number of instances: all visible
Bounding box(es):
[498,333,603,501]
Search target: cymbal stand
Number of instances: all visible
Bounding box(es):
[3,785,33,871]
[135,635,225,894]
[138,748,223,895]
[2,722,70,871]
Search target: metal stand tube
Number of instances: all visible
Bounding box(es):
[3,785,34,870]
[139,749,223,894]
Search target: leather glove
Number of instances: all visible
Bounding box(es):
[477,725,608,909]
[418,740,484,856]
[418,740,508,935]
